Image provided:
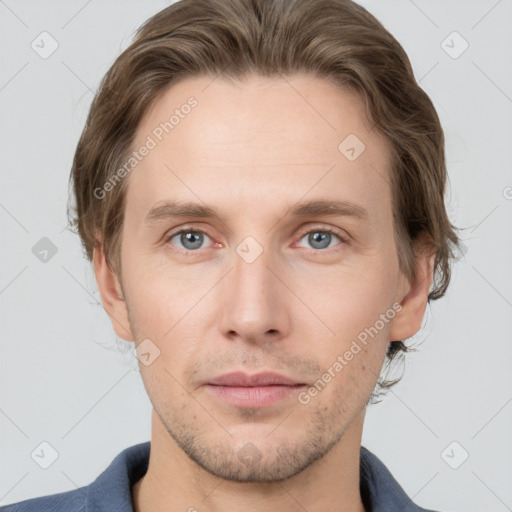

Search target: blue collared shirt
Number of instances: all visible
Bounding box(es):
[0,442,440,511]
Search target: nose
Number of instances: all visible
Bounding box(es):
[217,243,291,346]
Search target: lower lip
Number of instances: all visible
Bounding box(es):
[205,384,305,408]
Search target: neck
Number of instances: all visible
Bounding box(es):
[132,409,367,512]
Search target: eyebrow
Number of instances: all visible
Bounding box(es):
[144,199,368,225]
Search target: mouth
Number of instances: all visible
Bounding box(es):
[204,371,307,408]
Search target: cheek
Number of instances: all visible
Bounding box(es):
[309,259,399,341]
[121,251,189,330]
[123,264,206,364]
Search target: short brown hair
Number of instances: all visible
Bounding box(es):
[68,0,460,399]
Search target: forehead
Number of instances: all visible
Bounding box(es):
[127,73,392,223]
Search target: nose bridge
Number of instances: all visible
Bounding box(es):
[217,235,288,341]
[233,239,272,302]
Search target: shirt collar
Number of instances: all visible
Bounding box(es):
[85,442,436,512]
[359,446,437,511]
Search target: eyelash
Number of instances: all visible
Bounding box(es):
[163,225,347,253]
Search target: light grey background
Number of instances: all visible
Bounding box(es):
[1,1,511,511]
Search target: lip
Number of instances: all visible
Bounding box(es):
[207,371,303,387]
[204,372,306,408]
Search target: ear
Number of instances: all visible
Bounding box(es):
[93,240,134,342]
[388,248,435,341]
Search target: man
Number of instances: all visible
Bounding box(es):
[1,0,459,510]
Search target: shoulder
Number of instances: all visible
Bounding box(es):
[0,487,86,512]
[0,441,150,512]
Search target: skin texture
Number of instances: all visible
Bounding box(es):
[93,73,433,512]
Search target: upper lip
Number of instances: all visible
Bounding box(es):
[207,372,304,387]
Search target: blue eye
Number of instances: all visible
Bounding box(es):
[168,229,211,251]
[297,228,343,250]
[165,227,345,253]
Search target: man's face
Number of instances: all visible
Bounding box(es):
[109,73,411,481]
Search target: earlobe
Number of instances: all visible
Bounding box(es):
[388,251,435,342]
[92,241,134,342]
